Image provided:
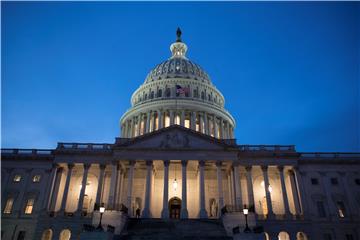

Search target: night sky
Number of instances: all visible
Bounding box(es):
[2,2,359,152]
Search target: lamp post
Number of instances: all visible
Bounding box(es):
[243,205,251,233]
[97,203,105,231]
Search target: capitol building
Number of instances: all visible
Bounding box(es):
[1,29,360,240]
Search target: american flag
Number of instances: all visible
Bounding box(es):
[176,85,190,95]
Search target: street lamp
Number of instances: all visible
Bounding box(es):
[97,203,105,231]
[243,205,251,233]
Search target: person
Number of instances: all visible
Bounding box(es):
[136,208,141,218]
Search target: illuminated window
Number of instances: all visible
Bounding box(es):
[24,198,35,214]
[336,201,346,218]
[59,229,71,240]
[41,229,53,240]
[13,175,22,182]
[3,198,14,214]
[32,175,41,183]
[175,115,180,125]
[184,119,190,128]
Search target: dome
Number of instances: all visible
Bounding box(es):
[144,58,211,84]
[120,28,236,140]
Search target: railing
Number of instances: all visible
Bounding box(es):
[1,148,53,155]
[222,204,255,214]
[239,145,296,152]
[57,143,112,150]
[300,152,360,158]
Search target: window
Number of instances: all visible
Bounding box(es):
[201,91,205,100]
[193,89,198,98]
[355,179,360,185]
[323,233,332,240]
[330,178,338,185]
[311,178,319,185]
[150,91,154,99]
[346,234,354,240]
[157,89,162,98]
[336,201,346,218]
[24,198,35,214]
[13,175,22,182]
[32,175,41,182]
[59,229,71,240]
[165,88,171,97]
[3,198,14,214]
[41,229,53,240]
[316,201,326,217]
[17,231,26,240]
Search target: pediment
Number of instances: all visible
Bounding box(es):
[115,126,236,150]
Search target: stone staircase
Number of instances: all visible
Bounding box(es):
[118,218,232,240]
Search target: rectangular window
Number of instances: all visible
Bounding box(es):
[24,198,35,214]
[3,198,14,214]
[346,234,354,240]
[336,201,346,218]
[311,178,319,185]
[330,178,338,185]
[316,201,326,217]
[323,234,332,240]
[17,231,25,240]
[32,175,41,182]
[13,175,22,182]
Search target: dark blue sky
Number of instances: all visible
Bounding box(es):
[2,2,359,152]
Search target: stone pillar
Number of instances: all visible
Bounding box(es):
[77,163,91,214]
[278,166,291,217]
[117,169,125,205]
[125,120,129,138]
[136,114,142,136]
[142,160,153,218]
[227,172,234,205]
[233,163,243,208]
[198,160,208,218]
[126,161,135,212]
[108,161,118,209]
[191,111,196,130]
[204,113,209,135]
[261,166,274,218]
[131,117,135,137]
[146,112,151,133]
[214,116,218,138]
[170,110,175,125]
[216,161,224,211]
[49,167,63,211]
[219,119,224,139]
[161,160,170,218]
[152,112,156,131]
[114,164,123,206]
[224,121,229,139]
[245,166,255,210]
[289,169,302,215]
[96,164,106,205]
[181,160,189,218]
[199,113,203,133]
[43,164,58,209]
[180,110,185,127]
[158,110,163,129]
[60,163,74,212]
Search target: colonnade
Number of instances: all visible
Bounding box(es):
[121,109,234,139]
[47,161,303,219]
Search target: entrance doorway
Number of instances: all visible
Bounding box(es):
[169,197,181,219]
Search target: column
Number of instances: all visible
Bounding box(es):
[158,110,163,129]
[204,113,209,135]
[43,164,58,209]
[216,161,224,212]
[161,160,170,218]
[126,161,135,212]
[125,120,129,137]
[245,166,255,210]
[152,112,157,131]
[191,111,196,130]
[136,114,141,136]
[146,111,151,133]
[198,160,208,218]
[96,164,106,205]
[108,161,118,209]
[77,163,91,214]
[180,110,185,127]
[224,121,229,139]
[289,169,302,215]
[170,110,175,125]
[233,163,243,208]
[131,117,135,137]
[219,119,224,139]
[199,113,203,133]
[227,172,234,205]
[181,160,189,218]
[142,160,153,218]
[49,167,63,211]
[60,163,74,212]
[261,166,274,218]
[278,166,291,217]
[214,116,218,138]
[116,169,125,206]
[114,164,123,207]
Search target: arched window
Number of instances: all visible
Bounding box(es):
[59,229,71,240]
[297,232,308,240]
[278,231,290,240]
[41,229,53,240]
[158,89,162,98]
[150,91,154,99]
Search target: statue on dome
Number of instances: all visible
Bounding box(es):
[176,27,182,42]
